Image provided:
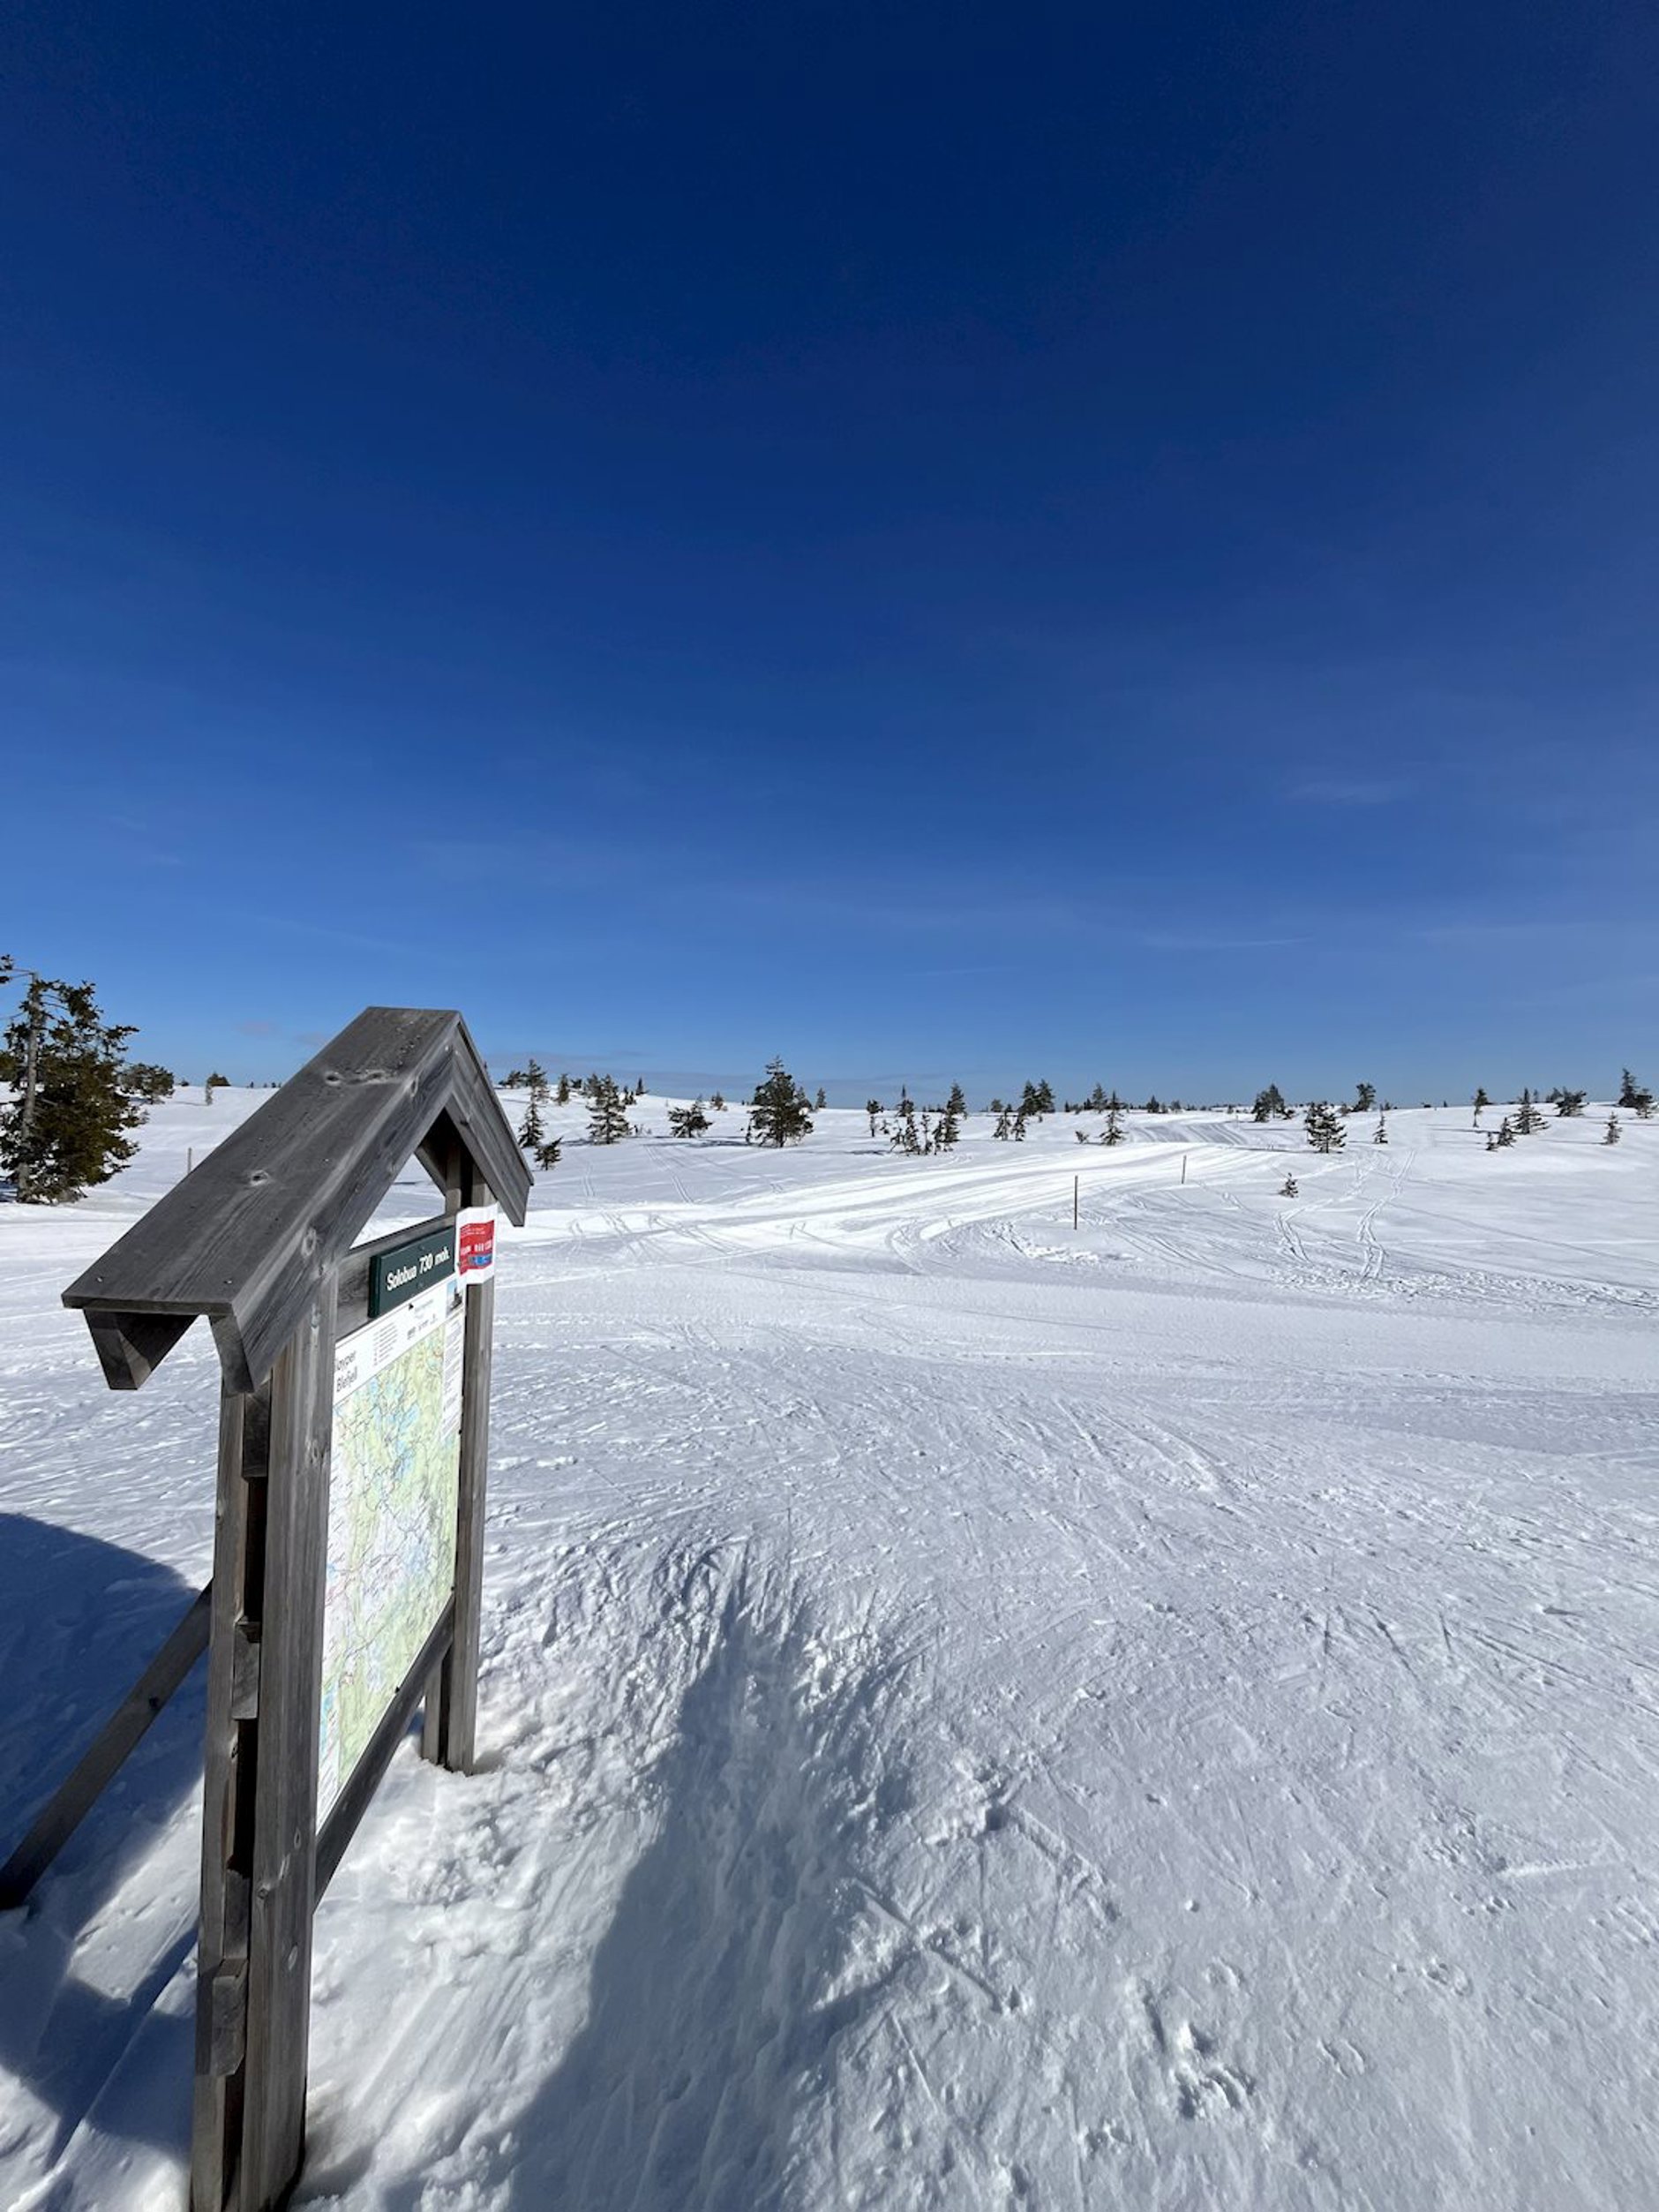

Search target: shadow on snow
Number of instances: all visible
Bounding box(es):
[0,1513,204,2168]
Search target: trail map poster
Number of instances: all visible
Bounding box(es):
[319,1275,465,1817]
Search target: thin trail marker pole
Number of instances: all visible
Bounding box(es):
[1181,1153,1187,1185]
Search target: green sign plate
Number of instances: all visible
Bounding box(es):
[369,1224,456,1317]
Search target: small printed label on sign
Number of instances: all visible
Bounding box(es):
[368,1225,457,1318]
[456,1204,498,1286]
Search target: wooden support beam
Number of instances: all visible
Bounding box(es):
[238,1284,336,2211]
[191,1382,267,2212]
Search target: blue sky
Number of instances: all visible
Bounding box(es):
[4,2,1655,1102]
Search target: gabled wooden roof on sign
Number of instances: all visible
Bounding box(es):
[63,1006,530,1395]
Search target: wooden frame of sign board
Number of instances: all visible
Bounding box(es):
[56,1006,530,2212]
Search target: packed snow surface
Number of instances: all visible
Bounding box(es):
[3,1090,1657,2209]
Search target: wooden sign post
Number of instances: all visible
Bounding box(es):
[54,1008,529,2212]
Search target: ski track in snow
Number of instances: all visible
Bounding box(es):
[2,1095,1657,2208]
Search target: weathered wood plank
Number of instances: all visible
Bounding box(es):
[191,1381,266,2212]
[239,1287,336,2210]
[434,1181,495,1772]
[0,1582,211,1908]
[64,1008,529,1395]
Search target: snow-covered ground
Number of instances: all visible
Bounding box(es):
[3,1087,1657,2209]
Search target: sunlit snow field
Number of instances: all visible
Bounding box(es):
[3,1087,1656,2209]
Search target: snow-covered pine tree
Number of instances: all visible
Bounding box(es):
[890,1099,921,1155]
[536,1137,563,1170]
[814,1087,827,1110]
[555,1072,572,1105]
[1373,1116,1388,1145]
[526,1059,550,1102]
[1280,1173,1298,1196]
[667,1099,710,1138]
[1304,1101,1345,1154]
[517,1095,545,1152]
[1252,1084,1286,1123]
[1354,1080,1376,1112]
[1513,1089,1544,1135]
[1604,1114,1622,1146]
[1473,1087,1490,1123]
[1101,1105,1124,1146]
[588,1075,632,1145]
[1012,1107,1027,1141]
[0,966,144,1202]
[710,1092,725,1110]
[993,1106,1012,1140]
[946,1080,967,1117]
[1495,1117,1516,1147]
[1618,1069,1652,1111]
[748,1059,814,1147]
[1554,1090,1587,1118]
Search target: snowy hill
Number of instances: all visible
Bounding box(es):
[3,1091,1656,2208]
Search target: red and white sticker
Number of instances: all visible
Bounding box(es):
[456,1204,498,1286]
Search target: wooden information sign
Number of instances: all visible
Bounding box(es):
[47,1006,530,2212]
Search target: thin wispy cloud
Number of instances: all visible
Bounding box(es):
[1287,778,1414,808]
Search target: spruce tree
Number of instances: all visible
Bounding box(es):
[1303,1101,1345,1154]
[1280,1172,1298,1197]
[1513,1088,1544,1135]
[555,1072,572,1105]
[1354,1080,1376,1112]
[710,1092,725,1111]
[1604,1114,1621,1146]
[814,1087,828,1111]
[1618,1069,1652,1111]
[1554,1089,1587,1118]
[947,1081,967,1117]
[866,1097,882,1136]
[667,1099,710,1139]
[1473,1087,1490,1124]
[517,1095,545,1152]
[1495,1116,1516,1147]
[0,967,144,1202]
[124,1062,176,1102]
[1252,1084,1286,1124]
[935,1106,961,1153]
[1012,1106,1027,1141]
[526,1059,550,1102]
[588,1075,631,1145]
[748,1059,813,1147]
[1373,1116,1388,1145]
[1101,1105,1124,1146]
[890,1099,921,1155]
[536,1137,563,1170]
[993,1106,1012,1140]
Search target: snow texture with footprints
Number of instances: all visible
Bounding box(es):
[1,1089,1656,2208]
